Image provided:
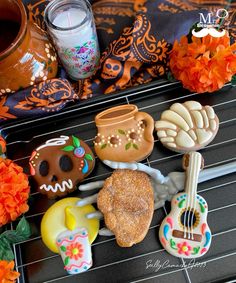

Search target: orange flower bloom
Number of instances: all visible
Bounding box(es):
[65,243,84,261]
[0,260,20,283]
[0,136,6,154]
[0,158,30,227]
[170,33,236,93]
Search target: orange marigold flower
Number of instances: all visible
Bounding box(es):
[0,158,30,227]
[170,33,236,93]
[0,260,20,282]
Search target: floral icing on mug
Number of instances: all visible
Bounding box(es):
[94,104,154,162]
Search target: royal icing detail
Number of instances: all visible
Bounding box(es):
[159,152,212,258]
[40,179,73,193]
[155,101,219,152]
[94,121,145,151]
[62,136,93,174]
[56,227,93,274]
[29,135,95,198]
[36,136,69,151]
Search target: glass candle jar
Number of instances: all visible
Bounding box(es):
[44,0,100,80]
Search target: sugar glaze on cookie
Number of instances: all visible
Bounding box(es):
[29,135,95,198]
[155,101,219,153]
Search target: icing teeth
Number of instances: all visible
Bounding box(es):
[40,179,73,193]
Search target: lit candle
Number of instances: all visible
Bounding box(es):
[44,0,100,80]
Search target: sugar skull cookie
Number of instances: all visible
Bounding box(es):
[29,135,95,198]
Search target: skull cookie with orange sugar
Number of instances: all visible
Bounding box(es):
[29,135,95,198]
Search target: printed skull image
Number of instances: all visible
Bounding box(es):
[101,58,122,80]
[29,135,95,199]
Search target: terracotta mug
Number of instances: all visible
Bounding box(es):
[94,104,154,162]
[0,0,58,95]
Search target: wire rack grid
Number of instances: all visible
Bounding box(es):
[1,81,236,283]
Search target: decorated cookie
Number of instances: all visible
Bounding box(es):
[29,135,95,198]
[56,227,92,274]
[159,152,211,258]
[155,101,219,153]
[97,169,154,247]
[94,104,154,162]
[41,197,99,253]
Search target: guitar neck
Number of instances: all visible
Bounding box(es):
[185,152,202,199]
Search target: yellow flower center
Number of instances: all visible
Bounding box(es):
[72,248,79,255]
[182,246,188,252]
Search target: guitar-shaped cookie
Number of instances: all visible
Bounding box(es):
[159,152,211,258]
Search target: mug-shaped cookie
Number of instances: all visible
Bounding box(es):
[94,104,154,162]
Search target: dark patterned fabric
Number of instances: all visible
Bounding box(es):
[0,0,235,123]
[0,79,78,121]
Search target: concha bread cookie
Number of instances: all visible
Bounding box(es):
[97,169,154,247]
[155,101,219,153]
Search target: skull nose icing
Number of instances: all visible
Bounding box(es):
[51,175,58,182]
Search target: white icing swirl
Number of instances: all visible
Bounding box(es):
[36,136,69,151]
[40,179,73,192]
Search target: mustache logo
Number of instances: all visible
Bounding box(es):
[192,28,226,38]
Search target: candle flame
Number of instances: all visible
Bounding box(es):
[65,206,76,231]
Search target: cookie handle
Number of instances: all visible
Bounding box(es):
[134,112,154,142]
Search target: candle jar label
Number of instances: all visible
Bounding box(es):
[56,227,93,274]
[45,0,100,80]
[58,34,100,80]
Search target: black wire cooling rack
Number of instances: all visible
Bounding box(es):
[1,80,236,283]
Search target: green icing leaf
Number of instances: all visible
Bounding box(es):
[62,145,74,152]
[118,129,126,135]
[178,199,186,209]
[199,202,205,213]
[192,247,200,255]
[72,135,80,147]
[64,256,70,266]
[60,246,67,252]
[85,154,93,161]
[101,144,107,149]
[170,239,177,250]
[125,143,131,150]
[133,143,139,150]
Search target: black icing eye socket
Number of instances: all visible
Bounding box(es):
[59,155,73,172]
[39,160,49,177]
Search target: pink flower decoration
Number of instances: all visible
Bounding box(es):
[177,241,192,256]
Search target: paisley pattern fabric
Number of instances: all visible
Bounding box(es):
[0,79,78,121]
[0,0,235,123]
